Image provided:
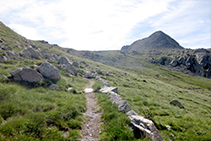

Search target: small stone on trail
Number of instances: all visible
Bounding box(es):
[84,88,93,93]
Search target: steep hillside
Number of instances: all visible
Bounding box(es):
[121,31,184,50]
[0,21,211,141]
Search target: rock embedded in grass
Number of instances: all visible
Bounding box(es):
[170,99,184,108]
[49,83,59,90]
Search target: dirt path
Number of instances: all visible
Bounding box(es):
[81,79,101,141]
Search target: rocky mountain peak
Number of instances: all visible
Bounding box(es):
[121,31,184,50]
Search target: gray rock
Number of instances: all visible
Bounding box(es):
[108,92,123,105]
[73,61,79,67]
[10,67,44,83]
[26,48,41,59]
[129,115,164,141]
[196,53,211,68]
[126,110,138,117]
[170,99,184,108]
[0,55,7,62]
[170,60,179,67]
[38,61,61,81]
[49,84,59,90]
[58,56,71,65]
[118,100,131,113]
[100,87,118,94]
[64,64,77,76]
[97,69,103,74]
[80,61,86,64]
[40,50,49,59]
[7,51,20,60]
[21,51,31,59]
[178,56,186,65]
[84,71,97,79]
[10,68,22,81]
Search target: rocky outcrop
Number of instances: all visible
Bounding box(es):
[58,56,71,65]
[10,66,44,82]
[38,61,61,81]
[170,54,211,78]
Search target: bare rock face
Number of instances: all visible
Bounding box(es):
[38,61,61,81]
[64,64,77,76]
[10,66,44,83]
[58,56,71,65]
[129,115,164,141]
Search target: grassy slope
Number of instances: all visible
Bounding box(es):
[1,21,211,140]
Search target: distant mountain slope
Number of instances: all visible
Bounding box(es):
[121,31,184,50]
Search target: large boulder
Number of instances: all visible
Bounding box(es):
[64,64,77,76]
[10,66,44,83]
[58,56,71,65]
[129,115,164,141]
[38,61,61,81]
[84,71,97,79]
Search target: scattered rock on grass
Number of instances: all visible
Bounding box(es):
[49,84,59,90]
[170,99,184,108]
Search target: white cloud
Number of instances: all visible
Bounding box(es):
[8,23,45,40]
[0,0,210,50]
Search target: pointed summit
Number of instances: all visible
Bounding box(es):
[121,31,183,50]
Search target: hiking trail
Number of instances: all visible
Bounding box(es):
[81,79,101,141]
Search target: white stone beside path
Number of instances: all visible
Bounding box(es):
[84,88,94,94]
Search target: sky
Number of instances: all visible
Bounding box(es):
[0,0,210,51]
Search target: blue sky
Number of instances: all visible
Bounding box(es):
[0,0,210,50]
